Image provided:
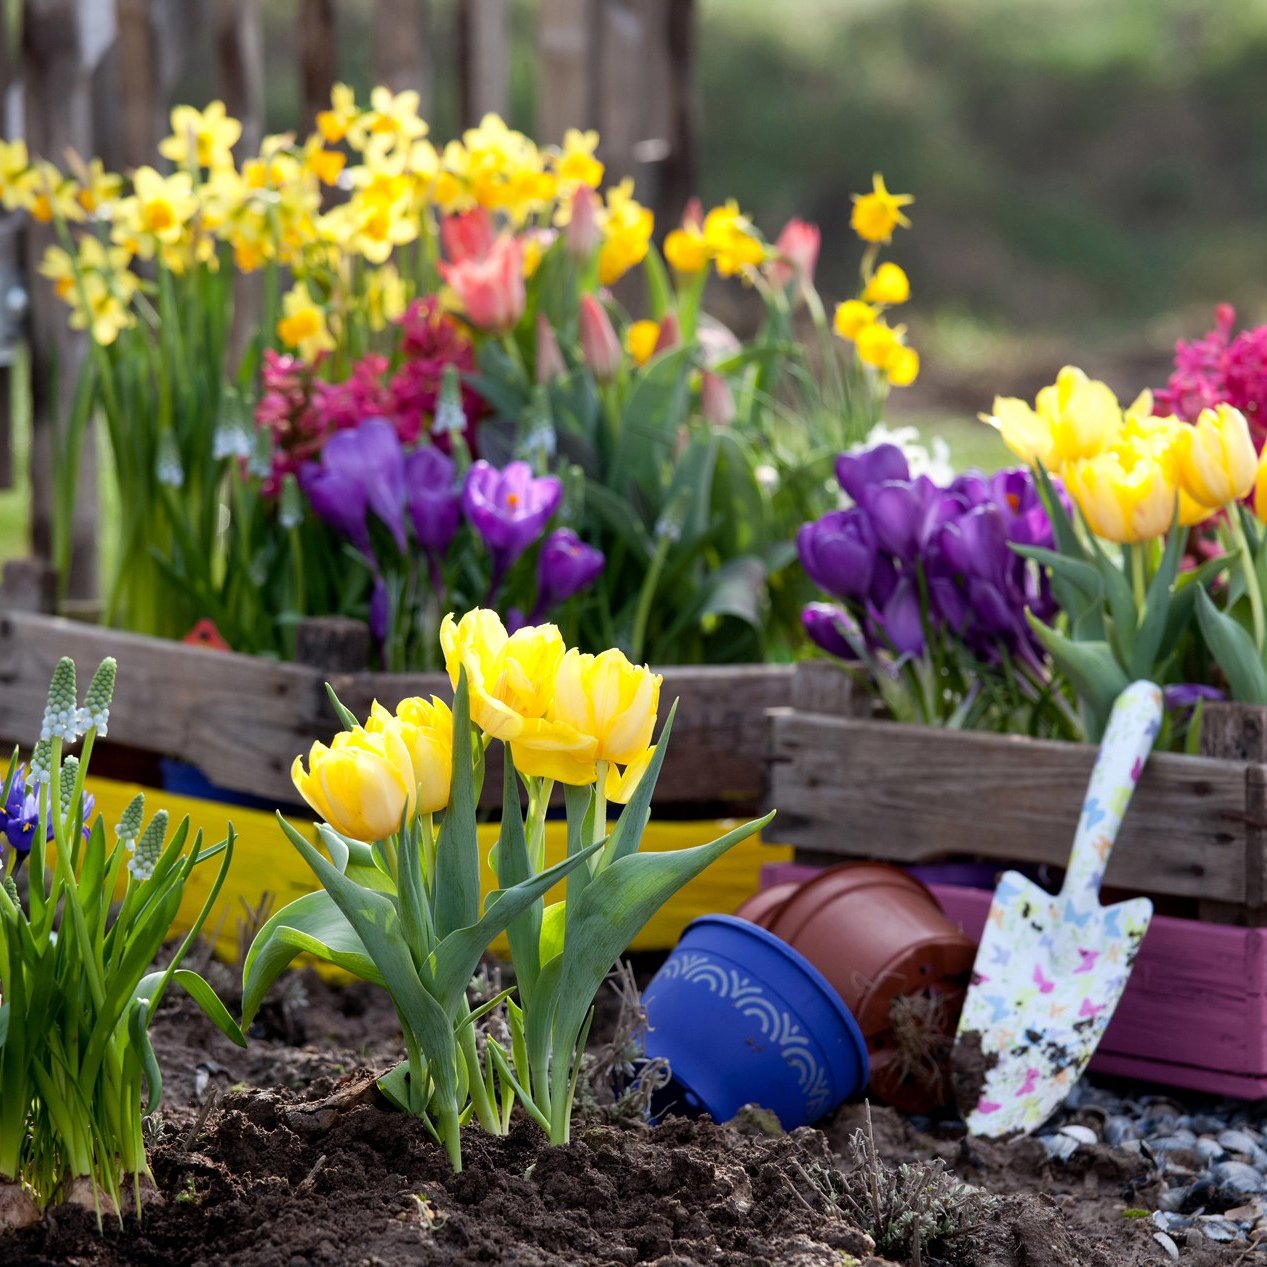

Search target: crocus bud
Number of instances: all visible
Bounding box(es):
[536,312,566,385]
[700,371,736,427]
[567,186,602,261]
[537,528,605,614]
[654,313,681,354]
[579,294,622,383]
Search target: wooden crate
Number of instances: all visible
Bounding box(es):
[766,662,1267,923]
[761,862,1267,1098]
[0,610,792,814]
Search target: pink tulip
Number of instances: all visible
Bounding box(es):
[768,218,821,292]
[579,294,623,383]
[441,208,497,264]
[439,235,526,332]
[536,312,566,385]
[567,186,602,261]
[700,370,736,427]
[654,313,681,355]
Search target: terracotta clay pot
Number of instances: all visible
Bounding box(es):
[766,862,977,1114]
[732,881,800,929]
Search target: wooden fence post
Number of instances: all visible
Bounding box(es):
[214,0,266,156]
[538,0,593,143]
[113,0,162,170]
[372,0,432,114]
[299,0,336,131]
[459,0,508,125]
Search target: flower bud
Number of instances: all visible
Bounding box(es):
[567,186,602,261]
[536,313,566,385]
[82,656,116,736]
[700,371,736,427]
[116,792,146,845]
[42,658,79,743]
[579,295,622,384]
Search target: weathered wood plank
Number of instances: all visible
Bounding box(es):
[459,0,509,125]
[0,613,791,810]
[372,0,431,112]
[538,0,592,143]
[766,708,1256,906]
[298,0,336,132]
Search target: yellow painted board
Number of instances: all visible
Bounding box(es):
[88,776,790,965]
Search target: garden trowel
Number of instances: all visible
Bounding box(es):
[953,680,1163,1137]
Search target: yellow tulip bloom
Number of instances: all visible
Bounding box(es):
[367,697,453,815]
[863,261,911,306]
[551,647,662,767]
[1178,403,1257,510]
[292,726,416,842]
[1064,440,1180,544]
[1254,450,1267,523]
[850,173,913,244]
[606,745,657,806]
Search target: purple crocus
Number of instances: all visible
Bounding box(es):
[534,529,605,619]
[463,459,563,588]
[1164,683,1226,711]
[405,446,462,560]
[797,508,876,602]
[803,602,863,661]
[835,443,909,502]
[301,418,409,558]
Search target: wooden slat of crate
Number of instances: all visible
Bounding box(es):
[767,707,1259,908]
[0,612,791,810]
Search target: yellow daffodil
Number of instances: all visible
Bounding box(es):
[863,261,911,306]
[854,319,903,370]
[350,85,428,153]
[365,263,408,331]
[317,82,359,145]
[702,201,767,278]
[554,127,604,190]
[366,697,452,815]
[15,161,84,224]
[277,281,335,361]
[304,135,347,186]
[158,100,242,169]
[71,272,137,346]
[626,319,661,366]
[598,179,653,285]
[0,138,29,209]
[851,173,914,244]
[1178,403,1257,510]
[551,647,662,768]
[833,299,877,341]
[886,343,920,388]
[292,726,416,843]
[71,157,123,216]
[114,166,197,254]
[38,245,76,302]
[664,224,709,274]
[439,610,598,783]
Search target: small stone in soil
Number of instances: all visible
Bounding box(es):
[1214,1160,1265,1196]
[1038,1134,1079,1163]
[1152,1230,1180,1260]
[1058,1124,1098,1146]
[1197,1215,1241,1242]
[1218,1129,1260,1156]
[1104,1116,1141,1145]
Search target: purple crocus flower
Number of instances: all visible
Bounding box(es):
[463,460,563,586]
[1164,684,1226,711]
[405,446,461,560]
[836,443,909,502]
[797,508,876,602]
[876,577,925,657]
[370,576,391,644]
[802,602,864,661]
[301,418,408,558]
[859,476,944,563]
[534,529,605,618]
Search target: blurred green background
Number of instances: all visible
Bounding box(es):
[6,0,1265,557]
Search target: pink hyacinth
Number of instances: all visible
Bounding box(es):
[390,297,487,448]
[310,355,394,436]
[255,349,325,494]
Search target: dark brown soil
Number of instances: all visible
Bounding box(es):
[0,966,1248,1266]
[949,1027,996,1119]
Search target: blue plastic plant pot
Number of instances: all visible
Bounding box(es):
[642,914,870,1130]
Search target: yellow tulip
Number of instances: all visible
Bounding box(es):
[440,610,597,778]
[606,745,657,806]
[291,727,416,842]
[367,697,453,815]
[985,397,1056,469]
[1063,442,1179,544]
[989,367,1121,474]
[1254,449,1267,523]
[1178,403,1257,509]
[551,648,662,767]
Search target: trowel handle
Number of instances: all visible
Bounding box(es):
[1061,681,1164,901]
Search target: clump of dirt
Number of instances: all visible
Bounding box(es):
[950,1028,996,1117]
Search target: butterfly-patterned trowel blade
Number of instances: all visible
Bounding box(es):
[953,681,1163,1137]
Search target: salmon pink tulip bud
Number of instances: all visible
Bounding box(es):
[439,235,526,333]
[579,295,622,383]
[654,313,681,354]
[536,313,566,385]
[441,208,496,264]
[700,371,736,427]
[567,186,602,261]
[767,218,821,292]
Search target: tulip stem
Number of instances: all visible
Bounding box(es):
[592,761,609,871]
[1232,507,1266,653]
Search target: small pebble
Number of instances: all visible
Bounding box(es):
[1059,1125,1098,1147]
[1038,1134,1080,1163]
[1151,1134,1198,1154]
[1197,1216,1240,1243]
[1195,1138,1225,1163]
[1152,1231,1180,1260]
[1152,1212,1192,1233]
[1105,1116,1141,1145]
[1214,1161,1265,1196]
[1218,1129,1259,1157]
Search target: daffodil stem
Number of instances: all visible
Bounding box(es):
[1233,508,1266,653]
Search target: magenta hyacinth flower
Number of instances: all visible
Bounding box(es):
[301,417,408,558]
[463,460,563,584]
[534,528,605,618]
[405,446,462,560]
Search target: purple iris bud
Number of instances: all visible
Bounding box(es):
[835,443,910,502]
[464,460,564,583]
[877,576,925,657]
[1164,683,1226,711]
[405,446,461,558]
[302,418,408,557]
[536,529,605,613]
[802,602,864,661]
[797,508,876,602]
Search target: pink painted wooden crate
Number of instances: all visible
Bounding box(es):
[760,863,1267,1099]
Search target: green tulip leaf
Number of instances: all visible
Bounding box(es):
[1026,614,1129,738]
[1195,587,1267,704]
[435,669,481,941]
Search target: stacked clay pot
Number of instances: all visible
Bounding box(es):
[735,863,977,1113]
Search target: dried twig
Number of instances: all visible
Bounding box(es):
[182,1087,218,1152]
